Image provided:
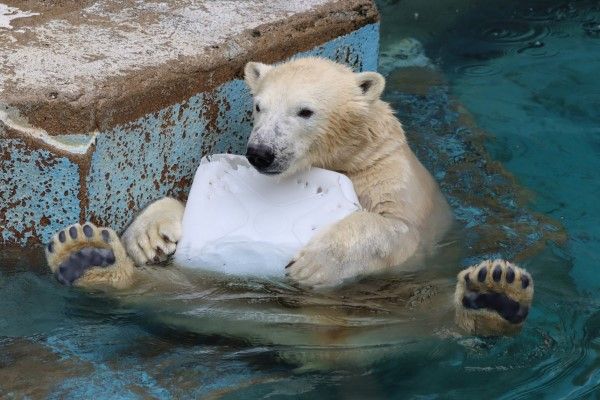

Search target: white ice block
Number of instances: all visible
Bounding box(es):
[174,154,361,277]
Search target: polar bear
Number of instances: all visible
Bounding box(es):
[45,57,533,338]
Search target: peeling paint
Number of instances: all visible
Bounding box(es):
[0,106,97,155]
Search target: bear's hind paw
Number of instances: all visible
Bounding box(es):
[454,259,533,336]
[45,223,134,288]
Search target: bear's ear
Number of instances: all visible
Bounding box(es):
[244,62,273,92]
[355,71,385,102]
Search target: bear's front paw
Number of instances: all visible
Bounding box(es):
[122,197,184,266]
[286,242,347,289]
[455,259,533,336]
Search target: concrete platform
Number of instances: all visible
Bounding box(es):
[0,0,379,246]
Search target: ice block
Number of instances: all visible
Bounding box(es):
[174,154,361,277]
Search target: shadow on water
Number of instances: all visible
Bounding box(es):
[2,0,600,397]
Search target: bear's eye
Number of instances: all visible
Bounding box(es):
[297,108,314,118]
[255,103,261,113]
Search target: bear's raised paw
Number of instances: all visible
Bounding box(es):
[454,259,533,336]
[45,223,134,289]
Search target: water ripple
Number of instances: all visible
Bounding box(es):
[582,20,600,38]
[454,63,501,77]
[516,2,581,22]
[478,20,550,45]
[514,44,560,59]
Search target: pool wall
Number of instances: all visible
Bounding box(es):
[0,1,380,247]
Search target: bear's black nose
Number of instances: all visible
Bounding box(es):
[246,144,275,170]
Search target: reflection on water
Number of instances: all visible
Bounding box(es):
[2,0,600,397]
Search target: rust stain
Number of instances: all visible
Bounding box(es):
[77,140,95,224]
[1,126,95,245]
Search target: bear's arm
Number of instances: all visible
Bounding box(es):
[286,210,420,288]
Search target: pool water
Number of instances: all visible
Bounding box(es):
[2,0,600,398]
[380,0,600,396]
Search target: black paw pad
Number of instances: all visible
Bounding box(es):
[492,265,502,282]
[477,268,487,282]
[47,241,54,253]
[521,274,530,289]
[55,247,116,285]
[462,291,529,324]
[58,231,66,243]
[69,226,78,239]
[101,230,111,243]
[506,267,515,283]
[83,224,94,238]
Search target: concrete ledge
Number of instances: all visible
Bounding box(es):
[1,0,378,134]
[0,0,380,246]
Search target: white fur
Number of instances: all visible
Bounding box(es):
[244,58,453,287]
[122,197,184,265]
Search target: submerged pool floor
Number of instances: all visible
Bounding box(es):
[1,0,600,398]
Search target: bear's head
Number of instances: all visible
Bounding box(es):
[244,57,386,177]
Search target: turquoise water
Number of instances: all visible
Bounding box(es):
[2,0,600,398]
[378,0,600,396]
